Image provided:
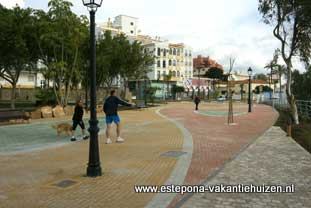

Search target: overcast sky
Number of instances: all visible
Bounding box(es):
[0,0,305,74]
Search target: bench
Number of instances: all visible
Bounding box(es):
[0,110,30,123]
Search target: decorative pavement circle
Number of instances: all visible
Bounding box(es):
[196,110,247,117]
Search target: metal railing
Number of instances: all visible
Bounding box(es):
[296,100,311,119]
[261,97,311,119]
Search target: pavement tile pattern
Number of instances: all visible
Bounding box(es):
[159,103,279,207]
[0,107,183,208]
[181,126,311,208]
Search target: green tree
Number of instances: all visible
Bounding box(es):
[259,0,311,124]
[120,39,154,99]
[204,67,224,90]
[292,66,311,100]
[34,0,88,106]
[171,85,185,100]
[0,5,39,109]
[96,31,120,95]
[254,73,268,81]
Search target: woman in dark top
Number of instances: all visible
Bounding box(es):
[71,100,88,141]
[194,96,201,111]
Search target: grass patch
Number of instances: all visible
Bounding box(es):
[275,108,311,153]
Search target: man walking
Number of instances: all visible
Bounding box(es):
[103,90,132,144]
[194,95,201,111]
[71,99,89,141]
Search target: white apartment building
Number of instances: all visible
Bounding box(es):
[0,71,46,89]
[98,15,139,38]
[99,15,193,87]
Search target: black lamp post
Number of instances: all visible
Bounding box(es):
[247,67,253,113]
[82,0,103,177]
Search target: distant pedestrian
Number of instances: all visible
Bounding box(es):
[103,90,132,144]
[194,96,201,111]
[71,99,89,141]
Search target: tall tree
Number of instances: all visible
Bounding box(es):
[259,0,311,124]
[204,67,224,90]
[120,39,154,99]
[34,0,88,106]
[0,5,38,109]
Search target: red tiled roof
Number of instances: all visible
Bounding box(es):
[193,55,223,70]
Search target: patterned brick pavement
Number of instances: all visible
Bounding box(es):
[0,102,280,208]
[0,107,184,208]
[181,126,311,208]
[159,102,278,207]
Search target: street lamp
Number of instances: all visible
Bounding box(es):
[247,67,253,113]
[82,0,103,177]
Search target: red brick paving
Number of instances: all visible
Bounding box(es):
[160,103,278,207]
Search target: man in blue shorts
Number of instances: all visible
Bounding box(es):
[103,90,132,144]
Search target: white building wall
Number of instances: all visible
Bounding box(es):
[113,15,138,36]
[0,71,49,89]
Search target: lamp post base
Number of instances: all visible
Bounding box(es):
[87,165,102,177]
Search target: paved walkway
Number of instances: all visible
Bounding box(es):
[159,102,278,207]
[1,102,305,208]
[0,107,184,208]
[181,126,311,208]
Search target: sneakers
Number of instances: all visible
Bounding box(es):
[71,137,76,142]
[105,137,125,144]
[71,136,89,141]
[106,138,112,144]
[116,137,125,143]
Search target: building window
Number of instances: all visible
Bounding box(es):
[130,22,134,26]
[172,71,176,77]
[169,48,172,55]
[163,60,166,68]
[163,49,166,56]
[40,80,46,88]
[173,60,176,66]
[130,30,134,34]
[157,48,161,56]
[169,59,172,66]
[157,60,161,68]
[177,71,180,77]
[163,71,166,76]
[173,48,176,55]
[177,49,180,56]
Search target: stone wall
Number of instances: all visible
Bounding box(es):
[0,88,37,101]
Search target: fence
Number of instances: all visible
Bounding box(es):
[261,96,311,119]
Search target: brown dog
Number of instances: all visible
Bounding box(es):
[52,123,73,136]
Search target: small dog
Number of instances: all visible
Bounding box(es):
[52,123,73,136]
